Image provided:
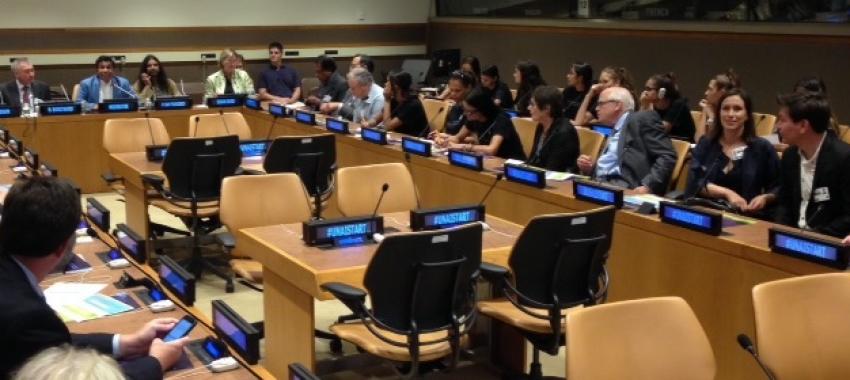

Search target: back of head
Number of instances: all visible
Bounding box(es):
[0,177,80,258]
[776,91,832,134]
[13,345,123,380]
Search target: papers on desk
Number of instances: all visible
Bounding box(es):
[545,171,585,181]
[45,283,134,322]
[624,194,666,209]
[284,102,306,110]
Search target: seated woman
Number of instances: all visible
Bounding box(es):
[685,90,780,218]
[697,69,740,141]
[438,56,480,99]
[373,71,428,136]
[480,65,514,109]
[204,48,254,98]
[527,85,580,172]
[562,62,593,120]
[132,55,180,103]
[443,70,477,135]
[433,88,526,160]
[640,72,697,142]
[513,61,546,117]
[573,66,634,126]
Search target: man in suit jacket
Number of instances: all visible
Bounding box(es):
[0,58,51,107]
[78,55,136,104]
[0,177,187,379]
[774,92,850,238]
[577,87,677,195]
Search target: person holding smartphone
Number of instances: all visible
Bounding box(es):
[0,177,188,380]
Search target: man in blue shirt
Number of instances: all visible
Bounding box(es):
[77,56,136,105]
[576,87,676,195]
[256,41,301,104]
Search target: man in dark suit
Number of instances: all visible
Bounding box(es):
[774,92,850,238]
[0,177,187,379]
[576,87,677,195]
[0,58,51,107]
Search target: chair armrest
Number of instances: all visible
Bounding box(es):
[141,174,165,192]
[101,171,122,183]
[321,282,367,315]
[480,262,509,284]
[215,231,236,250]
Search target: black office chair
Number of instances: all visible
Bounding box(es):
[478,206,616,380]
[263,134,336,219]
[142,135,242,292]
[321,223,483,378]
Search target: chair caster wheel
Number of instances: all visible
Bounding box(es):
[330,338,343,354]
[225,282,235,293]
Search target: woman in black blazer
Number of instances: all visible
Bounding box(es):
[526,85,580,172]
[686,89,780,218]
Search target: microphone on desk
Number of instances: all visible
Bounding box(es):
[371,183,390,219]
[478,173,503,207]
[264,114,280,141]
[144,112,157,145]
[420,106,445,138]
[403,153,422,209]
[60,84,71,101]
[219,109,232,136]
[112,82,138,99]
[193,116,201,137]
[179,78,186,97]
[801,203,826,233]
[736,334,776,380]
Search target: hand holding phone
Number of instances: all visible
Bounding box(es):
[163,316,197,342]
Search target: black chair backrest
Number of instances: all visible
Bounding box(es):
[364,223,482,333]
[263,134,336,196]
[163,135,242,200]
[508,206,615,308]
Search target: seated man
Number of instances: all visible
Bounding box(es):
[576,87,677,195]
[0,177,187,379]
[78,56,136,104]
[256,41,300,104]
[1,58,51,108]
[774,92,850,238]
[305,55,348,109]
[319,54,374,118]
[322,67,384,125]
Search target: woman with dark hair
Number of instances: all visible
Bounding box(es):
[698,69,741,139]
[433,87,526,160]
[376,71,428,136]
[685,90,780,217]
[573,66,633,126]
[527,85,580,172]
[513,61,546,117]
[640,72,696,142]
[133,54,180,102]
[480,65,514,108]
[562,62,593,120]
[438,56,480,100]
[442,70,477,135]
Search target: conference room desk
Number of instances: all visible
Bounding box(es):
[2,108,233,193]
[236,212,523,379]
[237,110,839,380]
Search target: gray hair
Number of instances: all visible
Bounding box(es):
[13,345,124,380]
[606,86,635,112]
[346,67,373,87]
[10,57,31,74]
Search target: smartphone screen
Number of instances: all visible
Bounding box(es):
[164,316,196,342]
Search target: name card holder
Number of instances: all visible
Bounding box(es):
[326,118,350,134]
[659,201,722,236]
[98,99,139,113]
[573,180,624,208]
[239,140,269,158]
[211,300,261,365]
[504,162,546,189]
[114,223,147,264]
[243,97,261,110]
[154,96,193,110]
[268,103,288,117]
[769,227,849,269]
[38,162,58,177]
[158,255,196,306]
[39,102,81,116]
[206,95,244,108]
[303,216,384,247]
[401,136,431,157]
[0,105,20,118]
[23,148,39,169]
[410,204,485,231]
[361,127,388,145]
[146,144,168,161]
[294,110,316,125]
[85,197,111,232]
[448,150,483,171]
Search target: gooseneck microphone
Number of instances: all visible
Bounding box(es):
[479,173,503,206]
[113,82,138,99]
[371,183,390,219]
[144,112,156,145]
[219,109,232,136]
[264,115,280,141]
[60,84,71,101]
[736,334,776,380]
[193,116,201,137]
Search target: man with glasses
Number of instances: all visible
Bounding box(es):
[256,41,301,104]
[576,87,676,195]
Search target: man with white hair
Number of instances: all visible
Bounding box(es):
[1,58,51,108]
[576,87,676,195]
[320,67,384,125]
